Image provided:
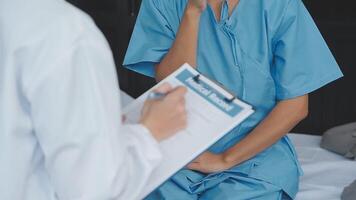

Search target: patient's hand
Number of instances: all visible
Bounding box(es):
[140,83,187,142]
[188,0,208,12]
[187,151,231,173]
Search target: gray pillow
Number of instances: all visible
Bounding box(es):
[320,122,356,160]
[342,180,356,200]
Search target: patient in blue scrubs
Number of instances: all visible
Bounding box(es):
[124,0,343,199]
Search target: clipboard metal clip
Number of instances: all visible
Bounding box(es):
[192,73,237,104]
[193,74,201,83]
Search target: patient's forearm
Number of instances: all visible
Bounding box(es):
[223,95,309,166]
[155,6,201,81]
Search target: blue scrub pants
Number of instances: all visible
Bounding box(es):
[145,175,287,200]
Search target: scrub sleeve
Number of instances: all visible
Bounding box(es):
[123,0,176,77]
[271,0,343,101]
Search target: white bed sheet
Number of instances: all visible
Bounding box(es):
[120,92,356,200]
[290,134,356,200]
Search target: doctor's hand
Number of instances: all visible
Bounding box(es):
[187,152,231,174]
[140,83,187,142]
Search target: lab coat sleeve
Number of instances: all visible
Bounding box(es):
[123,0,176,77]
[26,27,161,200]
[271,0,343,100]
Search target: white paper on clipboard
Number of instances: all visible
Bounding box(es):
[122,63,254,199]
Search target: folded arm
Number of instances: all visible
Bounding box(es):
[223,95,309,166]
[188,95,308,173]
[155,2,203,81]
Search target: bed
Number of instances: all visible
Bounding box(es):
[120,92,356,200]
[291,134,356,200]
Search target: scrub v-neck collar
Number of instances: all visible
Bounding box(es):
[207,0,241,26]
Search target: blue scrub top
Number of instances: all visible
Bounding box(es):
[124,0,343,198]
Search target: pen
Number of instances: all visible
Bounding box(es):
[147,92,167,100]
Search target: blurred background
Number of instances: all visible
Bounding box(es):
[67,0,356,135]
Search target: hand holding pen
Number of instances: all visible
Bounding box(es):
[140,83,188,141]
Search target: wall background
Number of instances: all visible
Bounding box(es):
[67,0,356,135]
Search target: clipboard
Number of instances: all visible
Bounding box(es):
[122,63,254,199]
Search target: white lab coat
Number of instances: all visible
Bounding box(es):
[0,0,161,199]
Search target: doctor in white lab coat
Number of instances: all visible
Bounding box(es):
[0,0,187,199]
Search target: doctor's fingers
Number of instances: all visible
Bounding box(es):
[166,95,187,125]
[175,111,188,130]
[165,86,187,102]
[154,82,173,94]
